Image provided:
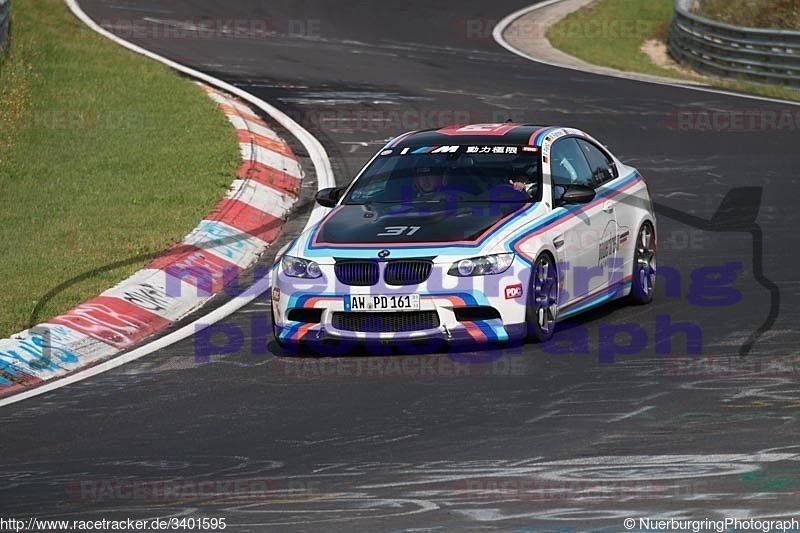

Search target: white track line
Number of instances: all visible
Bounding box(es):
[0,2,335,408]
[493,0,800,107]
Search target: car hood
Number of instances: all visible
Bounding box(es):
[312,202,533,246]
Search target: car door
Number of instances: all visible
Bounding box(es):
[549,137,618,303]
[576,138,626,289]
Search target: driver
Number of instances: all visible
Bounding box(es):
[412,163,445,199]
[509,173,539,199]
[506,158,539,200]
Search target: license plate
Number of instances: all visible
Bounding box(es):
[344,294,420,312]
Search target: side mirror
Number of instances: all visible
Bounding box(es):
[315,187,345,208]
[561,184,596,205]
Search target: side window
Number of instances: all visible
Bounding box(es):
[577,139,617,187]
[549,138,593,202]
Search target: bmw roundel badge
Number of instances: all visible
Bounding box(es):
[378,249,390,258]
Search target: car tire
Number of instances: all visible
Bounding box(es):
[526,253,559,342]
[629,222,656,305]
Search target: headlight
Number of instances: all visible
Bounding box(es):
[282,255,322,278]
[448,253,514,276]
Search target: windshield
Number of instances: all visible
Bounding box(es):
[343,145,541,204]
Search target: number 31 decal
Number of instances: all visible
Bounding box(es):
[377,225,421,236]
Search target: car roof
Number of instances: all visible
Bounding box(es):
[386,124,579,149]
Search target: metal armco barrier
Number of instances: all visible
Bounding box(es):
[0,0,9,53]
[668,0,800,88]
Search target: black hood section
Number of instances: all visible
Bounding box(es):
[315,202,528,245]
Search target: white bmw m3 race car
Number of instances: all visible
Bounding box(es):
[271,123,656,353]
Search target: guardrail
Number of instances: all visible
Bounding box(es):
[0,0,9,54]
[668,0,800,88]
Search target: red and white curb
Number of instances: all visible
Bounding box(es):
[0,84,303,398]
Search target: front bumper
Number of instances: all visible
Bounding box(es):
[272,263,532,353]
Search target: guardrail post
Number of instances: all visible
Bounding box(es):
[0,0,10,55]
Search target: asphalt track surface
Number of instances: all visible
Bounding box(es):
[2,1,800,531]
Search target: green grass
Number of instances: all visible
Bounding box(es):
[548,0,678,77]
[546,0,800,102]
[0,0,240,337]
[695,0,800,30]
